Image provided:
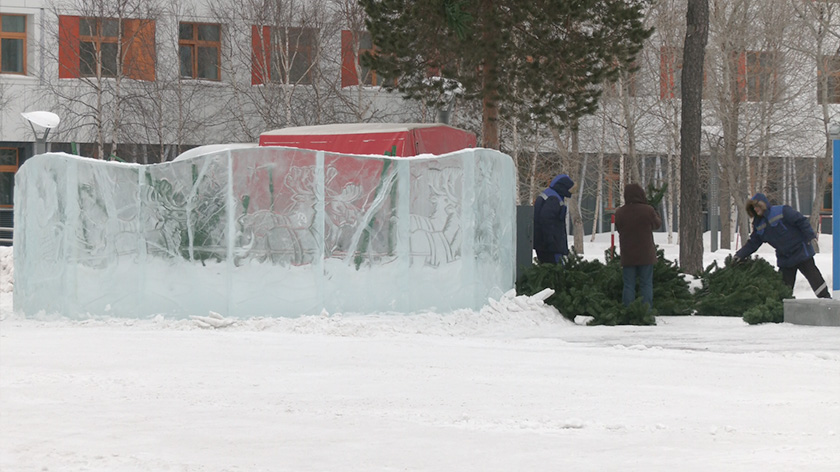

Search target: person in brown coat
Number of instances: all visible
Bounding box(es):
[614,183,662,308]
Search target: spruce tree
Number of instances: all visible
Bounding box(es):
[359,0,653,148]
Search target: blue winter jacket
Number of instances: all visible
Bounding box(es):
[734,193,817,268]
[533,174,574,256]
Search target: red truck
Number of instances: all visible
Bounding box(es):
[258,122,476,156]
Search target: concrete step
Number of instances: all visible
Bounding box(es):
[783,299,840,326]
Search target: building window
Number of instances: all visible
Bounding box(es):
[179,22,221,81]
[0,14,26,74]
[58,16,155,81]
[251,26,316,85]
[0,147,18,207]
[660,46,713,100]
[272,27,315,85]
[660,46,681,99]
[738,50,778,102]
[80,17,119,77]
[341,30,391,87]
[817,55,840,104]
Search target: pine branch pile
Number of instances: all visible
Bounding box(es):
[742,298,785,324]
[694,255,792,323]
[587,298,655,326]
[517,251,793,325]
[649,249,695,315]
[516,249,695,326]
[516,252,623,323]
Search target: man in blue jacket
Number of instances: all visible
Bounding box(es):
[734,193,830,298]
[533,174,575,264]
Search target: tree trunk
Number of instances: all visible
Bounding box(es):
[480,0,500,150]
[719,181,731,249]
[591,147,605,241]
[679,0,708,275]
[481,67,500,149]
[591,114,608,241]
[571,127,584,253]
[511,116,521,203]
[620,71,640,184]
[812,141,830,232]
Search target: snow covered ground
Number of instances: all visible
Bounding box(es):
[1,233,839,471]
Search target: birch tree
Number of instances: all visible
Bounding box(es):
[42,0,163,160]
[790,0,840,232]
[646,0,687,244]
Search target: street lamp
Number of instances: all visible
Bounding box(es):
[828,122,840,297]
[21,111,60,156]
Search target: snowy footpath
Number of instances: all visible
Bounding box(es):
[1,235,839,471]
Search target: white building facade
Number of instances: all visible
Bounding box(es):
[3,0,840,244]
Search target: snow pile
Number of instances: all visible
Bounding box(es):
[235,287,570,338]
[190,310,237,329]
[121,288,568,338]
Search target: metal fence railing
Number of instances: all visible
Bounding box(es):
[0,208,12,246]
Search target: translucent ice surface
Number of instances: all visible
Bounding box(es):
[13,147,515,318]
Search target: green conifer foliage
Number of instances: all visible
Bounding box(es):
[694,255,793,319]
[587,299,656,326]
[359,0,653,145]
[650,249,695,315]
[646,183,668,208]
[517,250,671,325]
[517,251,791,325]
[742,298,785,324]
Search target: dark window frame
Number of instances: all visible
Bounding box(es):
[270,26,316,85]
[179,22,222,81]
[739,50,779,103]
[0,14,27,75]
[79,17,121,78]
[818,55,840,105]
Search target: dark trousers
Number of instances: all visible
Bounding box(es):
[536,250,560,264]
[622,264,654,308]
[780,257,831,298]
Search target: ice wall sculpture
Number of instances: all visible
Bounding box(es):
[13,147,516,318]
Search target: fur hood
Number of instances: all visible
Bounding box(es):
[746,193,770,218]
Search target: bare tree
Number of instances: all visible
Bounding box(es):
[644,0,687,245]
[41,0,163,160]
[206,0,340,138]
[329,0,420,124]
[790,0,840,232]
[119,3,215,162]
[704,0,822,249]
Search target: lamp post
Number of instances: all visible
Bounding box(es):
[829,122,840,297]
[21,111,60,156]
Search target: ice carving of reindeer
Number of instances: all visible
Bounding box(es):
[236,165,318,265]
[236,165,365,265]
[323,166,365,256]
[409,167,462,267]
